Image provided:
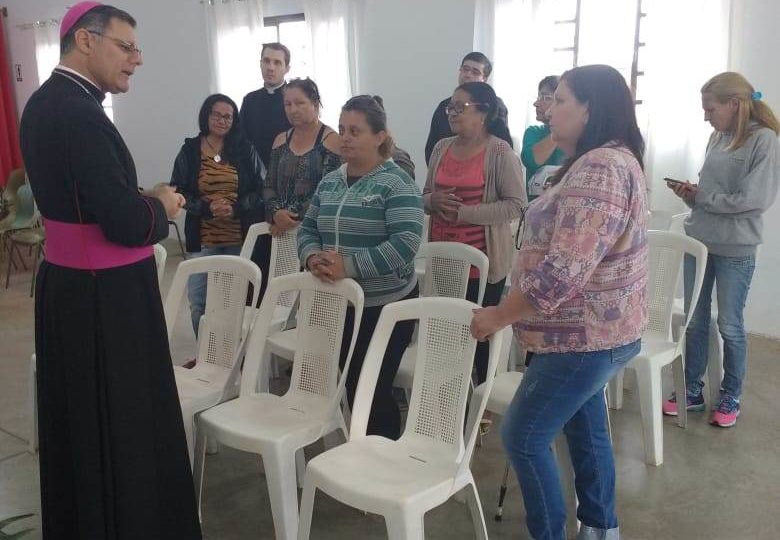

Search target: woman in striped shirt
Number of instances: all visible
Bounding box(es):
[298,95,423,439]
[472,65,648,540]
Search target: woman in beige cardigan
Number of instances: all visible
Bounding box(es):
[424,81,527,384]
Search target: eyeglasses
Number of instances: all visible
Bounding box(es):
[459,65,485,77]
[210,111,234,123]
[445,101,486,116]
[513,210,527,250]
[535,93,554,102]
[88,30,142,56]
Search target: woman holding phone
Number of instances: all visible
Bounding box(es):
[665,72,780,427]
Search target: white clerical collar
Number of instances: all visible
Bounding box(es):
[264,81,285,95]
[55,64,103,92]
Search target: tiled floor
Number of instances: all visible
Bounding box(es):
[2,239,780,539]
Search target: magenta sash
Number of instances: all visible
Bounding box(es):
[43,218,153,270]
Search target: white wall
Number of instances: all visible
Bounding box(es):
[354,0,476,183]
[729,0,780,338]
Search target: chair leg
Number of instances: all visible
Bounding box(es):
[384,508,425,540]
[606,368,624,410]
[463,481,489,540]
[4,242,14,289]
[264,448,301,540]
[192,427,208,521]
[170,220,187,259]
[297,473,317,540]
[295,448,306,489]
[672,352,688,429]
[494,460,511,521]
[706,315,723,409]
[634,360,664,466]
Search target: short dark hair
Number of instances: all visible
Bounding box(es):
[461,51,493,79]
[197,94,246,164]
[60,5,136,56]
[456,81,512,147]
[341,95,395,159]
[551,65,645,185]
[261,42,291,66]
[284,78,322,107]
[538,75,561,93]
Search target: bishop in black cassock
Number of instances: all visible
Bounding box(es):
[19,3,201,538]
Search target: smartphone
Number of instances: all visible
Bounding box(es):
[663,177,687,186]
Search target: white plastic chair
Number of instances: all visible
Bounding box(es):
[153,243,167,284]
[394,242,490,392]
[297,297,506,540]
[193,273,364,540]
[164,255,262,462]
[28,245,170,453]
[467,329,578,531]
[240,221,300,323]
[609,230,707,465]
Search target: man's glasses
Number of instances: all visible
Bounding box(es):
[459,65,484,78]
[88,30,142,56]
[445,101,486,116]
[210,111,234,123]
[536,93,554,103]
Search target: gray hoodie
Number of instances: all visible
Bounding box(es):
[685,124,780,256]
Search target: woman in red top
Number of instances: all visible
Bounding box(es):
[424,81,526,384]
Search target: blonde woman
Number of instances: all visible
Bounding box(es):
[665,72,780,427]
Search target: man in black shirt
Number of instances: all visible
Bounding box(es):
[239,42,292,169]
[424,51,511,164]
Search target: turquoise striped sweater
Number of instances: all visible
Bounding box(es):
[297,161,423,306]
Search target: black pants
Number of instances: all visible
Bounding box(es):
[339,286,418,440]
[250,234,272,305]
[466,277,506,384]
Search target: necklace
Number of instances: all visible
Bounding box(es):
[204,136,223,163]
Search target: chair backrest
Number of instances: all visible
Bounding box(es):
[646,230,707,344]
[9,184,37,229]
[350,297,505,466]
[153,243,167,285]
[240,273,364,408]
[416,241,489,304]
[240,222,301,308]
[164,255,262,394]
[668,212,689,235]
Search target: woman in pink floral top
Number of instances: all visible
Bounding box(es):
[472,65,648,540]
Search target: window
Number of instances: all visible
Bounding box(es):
[545,0,646,103]
[261,14,313,80]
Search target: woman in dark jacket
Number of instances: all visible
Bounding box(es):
[170,93,264,335]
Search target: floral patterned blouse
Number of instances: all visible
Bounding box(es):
[512,144,649,353]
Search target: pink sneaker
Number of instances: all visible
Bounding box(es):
[710,395,740,427]
[662,391,705,416]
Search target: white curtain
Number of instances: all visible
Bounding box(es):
[303,0,357,127]
[33,20,60,85]
[203,0,265,104]
[473,0,560,146]
[641,0,731,213]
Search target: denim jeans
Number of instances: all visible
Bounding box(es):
[501,340,641,540]
[683,253,755,400]
[187,245,242,336]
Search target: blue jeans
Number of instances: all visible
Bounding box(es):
[187,245,242,336]
[501,340,640,540]
[683,253,755,400]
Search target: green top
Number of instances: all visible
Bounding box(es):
[521,124,565,199]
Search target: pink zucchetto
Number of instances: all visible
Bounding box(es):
[60,2,104,39]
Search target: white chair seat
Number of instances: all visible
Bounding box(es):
[199,393,334,454]
[266,327,298,357]
[473,371,524,415]
[304,436,459,514]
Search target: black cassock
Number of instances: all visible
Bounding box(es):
[20,68,202,539]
